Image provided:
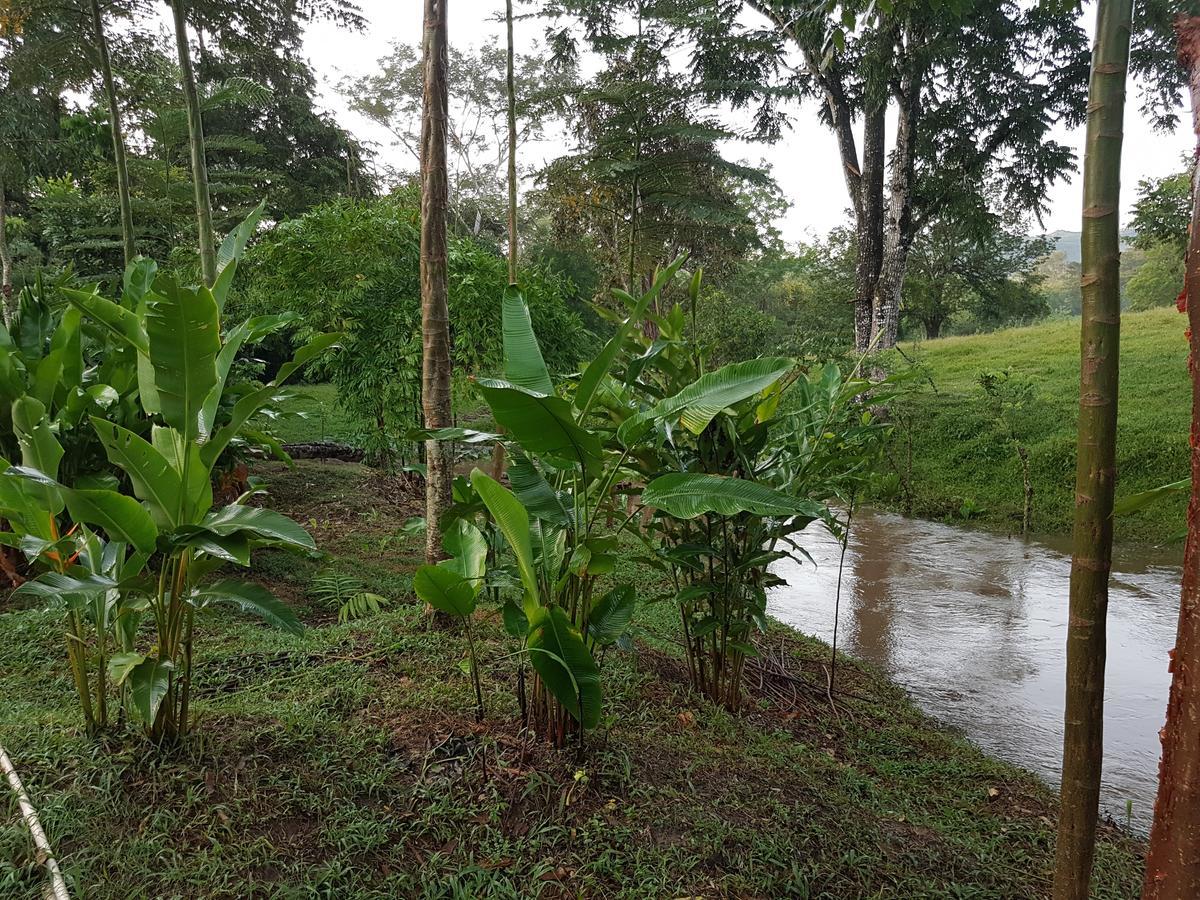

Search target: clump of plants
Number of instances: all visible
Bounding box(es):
[1,210,339,743]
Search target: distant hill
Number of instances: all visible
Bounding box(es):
[1045,229,1137,263]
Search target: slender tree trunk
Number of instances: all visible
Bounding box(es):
[872,44,923,352]
[854,105,885,352]
[420,0,453,566]
[1052,2,1131,897]
[170,0,216,286]
[91,0,136,267]
[1143,17,1200,899]
[0,172,12,327]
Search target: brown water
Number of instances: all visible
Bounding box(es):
[768,509,1182,832]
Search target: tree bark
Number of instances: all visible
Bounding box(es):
[91,0,136,267]
[1052,2,1131,897]
[170,0,216,286]
[505,0,518,286]
[420,0,453,566]
[0,172,12,327]
[1143,17,1200,899]
[854,104,885,352]
[871,38,923,352]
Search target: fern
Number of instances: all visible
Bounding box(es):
[309,571,390,623]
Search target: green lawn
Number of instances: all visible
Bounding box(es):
[0,461,1144,898]
[880,306,1189,545]
[270,383,360,445]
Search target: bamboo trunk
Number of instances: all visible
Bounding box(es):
[91,0,136,267]
[1142,17,1200,899]
[1052,2,1132,897]
[1,745,71,900]
[420,0,453,566]
[170,0,217,286]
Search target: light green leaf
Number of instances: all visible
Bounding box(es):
[470,469,539,618]
[502,285,553,395]
[91,418,182,528]
[199,504,316,552]
[414,563,477,617]
[476,380,603,469]
[212,199,266,310]
[195,578,303,636]
[63,288,149,354]
[443,519,486,584]
[145,278,221,442]
[527,605,601,729]
[508,454,571,526]
[652,357,794,435]
[642,472,825,519]
[129,656,173,724]
[589,584,636,647]
[64,488,158,556]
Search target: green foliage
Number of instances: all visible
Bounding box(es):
[1131,169,1190,252]
[1126,241,1185,311]
[1,210,335,743]
[309,570,390,623]
[235,196,591,464]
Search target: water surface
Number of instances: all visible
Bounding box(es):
[768,510,1181,831]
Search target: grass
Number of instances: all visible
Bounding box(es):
[272,383,360,445]
[0,460,1145,898]
[879,306,1190,545]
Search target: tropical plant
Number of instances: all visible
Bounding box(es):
[309,570,390,624]
[2,215,338,743]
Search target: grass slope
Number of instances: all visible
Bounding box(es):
[1,461,1143,898]
[885,306,1189,545]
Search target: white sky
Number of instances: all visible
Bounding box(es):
[301,0,1191,244]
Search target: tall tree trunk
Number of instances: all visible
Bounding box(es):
[91,0,136,267]
[170,0,216,286]
[420,0,453,566]
[1143,17,1200,899]
[491,0,518,484]
[1052,2,1132,897]
[854,105,885,352]
[0,172,12,327]
[871,43,922,352]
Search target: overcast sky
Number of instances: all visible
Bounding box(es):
[301,0,1190,244]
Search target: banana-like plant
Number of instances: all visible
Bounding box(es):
[2,210,340,742]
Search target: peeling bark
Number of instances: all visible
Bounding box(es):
[1142,17,1200,900]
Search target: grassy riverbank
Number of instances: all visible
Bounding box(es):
[881,306,1190,545]
[0,460,1145,898]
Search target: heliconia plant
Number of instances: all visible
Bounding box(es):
[0,206,341,743]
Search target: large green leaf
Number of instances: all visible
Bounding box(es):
[588,584,637,647]
[507,454,571,526]
[653,357,794,435]
[91,418,183,528]
[574,255,686,414]
[150,426,212,524]
[502,286,554,395]
[642,472,825,519]
[121,257,158,308]
[470,469,539,617]
[63,489,158,556]
[476,380,603,470]
[12,397,63,515]
[414,563,477,618]
[128,656,173,724]
[212,199,266,310]
[145,278,221,442]
[63,288,149,354]
[443,519,486,585]
[527,605,601,729]
[194,578,303,636]
[198,505,316,552]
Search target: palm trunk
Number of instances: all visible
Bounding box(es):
[0,172,12,326]
[1142,17,1200,899]
[170,0,217,286]
[420,0,453,566]
[1051,2,1131,897]
[91,0,136,267]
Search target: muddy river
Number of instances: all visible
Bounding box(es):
[768,509,1182,831]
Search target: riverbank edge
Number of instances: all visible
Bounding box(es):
[0,460,1145,897]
